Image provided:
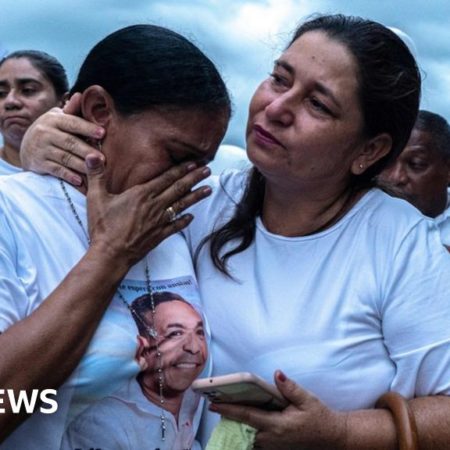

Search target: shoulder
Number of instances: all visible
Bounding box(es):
[355,188,430,235]
[62,396,129,450]
[196,168,249,214]
[67,393,130,432]
[208,145,250,175]
[0,172,57,200]
[188,168,250,231]
[0,158,22,176]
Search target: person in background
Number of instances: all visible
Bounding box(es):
[21,14,450,449]
[378,109,450,246]
[0,50,68,173]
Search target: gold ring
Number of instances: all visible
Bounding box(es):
[165,206,177,222]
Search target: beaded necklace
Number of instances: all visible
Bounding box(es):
[59,179,167,441]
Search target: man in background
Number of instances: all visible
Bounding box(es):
[378,109,450,246]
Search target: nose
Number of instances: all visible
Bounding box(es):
[265,92,296,126]
[381,162,408,186]
[182,332,202,355]
[3,90,23,111]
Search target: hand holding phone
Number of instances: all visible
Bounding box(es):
[192,372,289,411]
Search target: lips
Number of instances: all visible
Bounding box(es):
[2,116,30,127]
[172,358,203,369]
[253,124,284,148]
[174,363,199,369]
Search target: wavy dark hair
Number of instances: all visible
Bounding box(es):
[200,14,421,275]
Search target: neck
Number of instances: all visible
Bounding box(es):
[0,141,22,168]
[139,374,183,419]
[261,181,365,237]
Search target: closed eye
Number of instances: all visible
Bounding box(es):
[309,96,332,115]
[22,87,37,96]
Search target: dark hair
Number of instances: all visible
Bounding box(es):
[288,15,420,180]
[130,291,191,337]
[414,110,450,161]
[201,14,421,275]
[71,24,231,117]
[0,50,68,98]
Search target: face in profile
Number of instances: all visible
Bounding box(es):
[138,300,208,397]
[0,57,63,147]
[378,128,450,217]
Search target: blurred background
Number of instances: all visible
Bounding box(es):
[1,0,449,149]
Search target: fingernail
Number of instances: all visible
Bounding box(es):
[71,175,82,186]
[202,186,212,195]
[202,167,211,176]
[277,370,287,382]
[209,403,219,412]
[186,163,197,171]
[94,128,104,138]
[86,156,101,170]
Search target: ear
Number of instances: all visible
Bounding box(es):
[79,85,115,128]
[135,335,150,371]
[351,133,392,175]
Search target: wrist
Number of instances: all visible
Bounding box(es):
[331,411,349,450]
[344,409,397,450]
[87,240,133,279]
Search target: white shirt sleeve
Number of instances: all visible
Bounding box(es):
[0,209,33,332]
[381,219,450,396]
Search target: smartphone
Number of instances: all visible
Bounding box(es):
[191,372,288,411]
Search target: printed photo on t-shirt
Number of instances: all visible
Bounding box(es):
[59,275,210,450]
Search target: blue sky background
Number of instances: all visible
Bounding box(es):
[1,0,449,148]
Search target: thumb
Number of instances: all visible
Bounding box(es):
[86,153,107,192]
[63,92,82,115]
[274,370,311,408]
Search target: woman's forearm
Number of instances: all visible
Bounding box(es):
[344,396,450,449]
[0,245,129,440]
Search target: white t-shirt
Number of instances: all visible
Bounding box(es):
[61,377,201,450]
[0,157,21,175]
[0,172,209,450]
[435,187,450,246]
[185,169,450,443]
[208,144,250,175]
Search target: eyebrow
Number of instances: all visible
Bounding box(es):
[274,60,342,110]
[274,59,294,75]
[0,78,42,87]
[404,146,428,155]
[166,321,204,329]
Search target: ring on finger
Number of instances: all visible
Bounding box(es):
[165,206,177,222]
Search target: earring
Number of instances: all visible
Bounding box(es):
[359,163,364,170]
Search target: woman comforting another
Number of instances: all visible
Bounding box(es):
[24,14,450,449]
